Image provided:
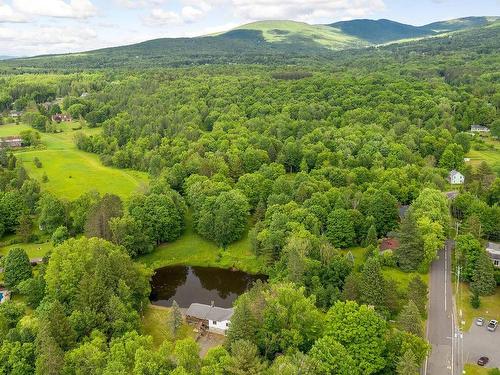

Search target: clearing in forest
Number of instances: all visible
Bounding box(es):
[0,123,148,200]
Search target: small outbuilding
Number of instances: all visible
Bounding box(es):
[448,170,464,185]
[470,125,490,133]
[0,136,22,148]
[486,242,500,268]
[185,303,233,336]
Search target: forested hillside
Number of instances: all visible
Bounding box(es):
[0,17,498,71]
[0,12,498,375]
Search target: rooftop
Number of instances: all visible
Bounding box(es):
[186,303,234,322]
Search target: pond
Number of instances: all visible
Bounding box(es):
[150,266,267,308]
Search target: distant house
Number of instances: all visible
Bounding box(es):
[51,114,72,123]
[380,237,400,252]
[448,170,464,185]
[9,110,21,118]
[0,136,22,148]
[470,125,490,133]
[185,303,233,336]
[486,242,500,268]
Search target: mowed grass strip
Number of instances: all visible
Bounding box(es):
[1,123,148,200]
[138,213,265,274]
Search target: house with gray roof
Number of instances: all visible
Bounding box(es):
[486,242,500,268]
[448,170,464,185]
[185,303,234,335]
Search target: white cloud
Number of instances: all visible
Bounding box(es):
[147,8,182,25]
[181,6,204,23]
[0,2,28,22]
[0,25,98,54]
[114,0,165,9]
[12,0,97,19]
[227,0,385,22]
[146,2,211,26]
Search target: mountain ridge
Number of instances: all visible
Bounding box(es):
[1,16,498,70]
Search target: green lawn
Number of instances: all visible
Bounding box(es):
[382,267,429,293]
[138,213,265,274]
[456,283,500,331]
[340,247,368,270]
[463,364,493,375]
[0,241,52,259]
[1,123,148,200]
[141,304,192,348]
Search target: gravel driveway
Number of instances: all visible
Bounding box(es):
[463,320,500,368]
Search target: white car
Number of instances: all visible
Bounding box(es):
[487,320,498,332]
[476,317,485,326]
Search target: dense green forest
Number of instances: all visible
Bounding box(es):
[0,17,499,375]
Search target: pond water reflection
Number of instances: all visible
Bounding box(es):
[150,266,267,308]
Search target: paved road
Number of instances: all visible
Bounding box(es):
[425,245,459,375]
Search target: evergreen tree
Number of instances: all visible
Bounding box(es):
[471,250,496,296]
[3,247,32,289]
[84,194,123,241]
[396,349,419,375]
[364,224,378,247]
[35,325,65,375]
[407,275,428,317]
[396,212,424,272]
[44,300,76,351]
[16,213,33,242]
[226,297,258,345]
[169,300,183,336]
[225,340,266,375]
[342,272,360,302]
[397,301,423,337]
[359,258,387,314]
[470,292,481,309]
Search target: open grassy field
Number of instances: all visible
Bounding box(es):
[138,212,265,274]
[0,123,148,200]
[466,136,500,174]
[456,283,500,331]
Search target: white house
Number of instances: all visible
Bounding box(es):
[486,242,500,268]
[448,170,464,185]
[470,125,490,133]
[185,303,234,335]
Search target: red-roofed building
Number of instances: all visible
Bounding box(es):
[380,237,400,252]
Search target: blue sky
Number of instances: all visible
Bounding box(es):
[0,0,498,56]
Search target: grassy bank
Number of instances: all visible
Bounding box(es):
[457,283,500,331]
[141,304,192,348]
[1,123,148,200]
[138,212,265,274]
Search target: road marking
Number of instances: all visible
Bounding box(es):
[445,249,448,312]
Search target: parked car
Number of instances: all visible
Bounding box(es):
[487,320,498,332]
[477,357,489,366]
[476,317,485,326]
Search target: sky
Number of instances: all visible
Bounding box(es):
[0,0,498,56]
